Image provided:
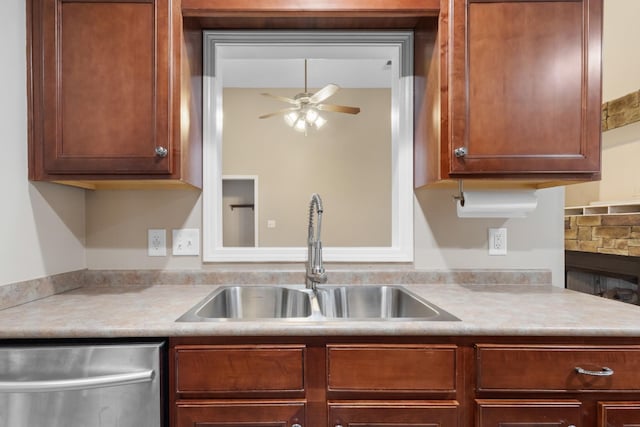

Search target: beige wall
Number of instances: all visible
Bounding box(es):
[223,88,391,247]
[565,0,640,206]
[0,0,86,286]
[601,0,640,101]
[85,186,565,286]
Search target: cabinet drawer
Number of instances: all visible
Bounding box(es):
[477,345,640,392]
[175,345,305,394]
[599,401,640,426]
[327,344,456,392]
[477,399,582,427]
[329,401,459,426]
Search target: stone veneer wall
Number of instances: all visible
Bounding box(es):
[565,214,640,256]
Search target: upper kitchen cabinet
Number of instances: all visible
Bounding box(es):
[415,0,603,188]
[28,0,202,190]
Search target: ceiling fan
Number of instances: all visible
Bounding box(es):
[258,59,361,132]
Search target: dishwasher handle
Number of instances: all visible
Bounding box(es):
[0,369,155,393]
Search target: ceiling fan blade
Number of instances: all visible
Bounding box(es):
[316,104,361,115]
[260,92,299,105]
[258,107,299,119]
[309,84,340,104]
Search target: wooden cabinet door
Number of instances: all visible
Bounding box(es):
[175,401,305,427]
[477,400,581,427]
[445,0,602,178]
[31,0,172,177]
[599,402,640,426]
[328,401,459,427]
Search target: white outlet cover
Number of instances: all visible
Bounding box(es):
[148,229,166,257]
[173,229,200,256]
[488,227,507,256]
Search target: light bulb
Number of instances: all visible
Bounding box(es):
[294,118,307,132]
[305,108,319,123]
[284,111,299,127]
[314,116,327,129]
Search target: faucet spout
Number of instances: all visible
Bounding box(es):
[306,193,327,290]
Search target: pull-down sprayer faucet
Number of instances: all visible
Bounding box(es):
[306,193,327,290]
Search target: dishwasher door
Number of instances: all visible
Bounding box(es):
[0,342,163,427]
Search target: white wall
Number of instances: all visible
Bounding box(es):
[0,0,86,286]
[414,187,565,287]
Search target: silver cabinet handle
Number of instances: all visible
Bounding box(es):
[155,146,168,157]
[292,424,302,427]
[454,147,467,158]
[575,366,614,377]
[0,369,155,393]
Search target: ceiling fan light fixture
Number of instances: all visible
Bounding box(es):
[285,106,325,133]
[261,59,359,133]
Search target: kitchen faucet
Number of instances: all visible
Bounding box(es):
[306,193,327,290]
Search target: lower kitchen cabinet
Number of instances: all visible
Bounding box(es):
[329,401,459,427]
[175,401,305,427]
[476,400,581,427]
[599,402,640,427]
[169,338,640,427]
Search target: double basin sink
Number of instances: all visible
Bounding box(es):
[177,285,459,322]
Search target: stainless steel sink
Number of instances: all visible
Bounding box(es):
[176,286,313,321]
[316,285,460,321]
[177,285,459,322]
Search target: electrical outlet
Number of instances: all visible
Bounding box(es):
[148,229,166,256]
[488,228,507,256]
[172,228,200,256]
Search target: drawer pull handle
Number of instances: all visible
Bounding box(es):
[575,366,614,376]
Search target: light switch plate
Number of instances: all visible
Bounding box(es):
[148,229,166,257]
[173,228,200,256]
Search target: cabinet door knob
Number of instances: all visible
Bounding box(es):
[155,146,168,158]
[454,147,467,158]
[575,366,614,376]
[291,424,302,427]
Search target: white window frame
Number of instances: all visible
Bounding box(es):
[202,31,414,262]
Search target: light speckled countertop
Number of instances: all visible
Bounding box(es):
[2,284,640,338]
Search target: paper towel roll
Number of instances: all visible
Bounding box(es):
[456,190,538,218]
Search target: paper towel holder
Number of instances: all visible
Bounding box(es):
[453,180,465,206]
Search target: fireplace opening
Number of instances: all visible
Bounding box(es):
[565,251,640,305]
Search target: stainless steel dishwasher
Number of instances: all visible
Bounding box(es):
[0,341,164,426]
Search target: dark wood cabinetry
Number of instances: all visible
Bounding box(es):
[415,0,603,187]
[329,401,459,427]
[170,338,640,427]
[476,344,640,427]
[170,340,461,427]
[599,402,640,426]
[28,0,602,189]
[28,0,202,189]
[176,401,306,427]
[476,400,582,427]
